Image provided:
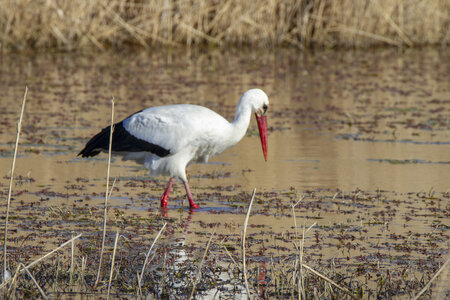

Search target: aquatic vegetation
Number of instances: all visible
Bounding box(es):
[1,187,448,298]
[0,47,448,298]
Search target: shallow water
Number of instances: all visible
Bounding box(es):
[1,48,448,193]
[0,47,449,298]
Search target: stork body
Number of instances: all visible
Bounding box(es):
[79,89,269,209]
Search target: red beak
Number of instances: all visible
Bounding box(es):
[255,113,268,161]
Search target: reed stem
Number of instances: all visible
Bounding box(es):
[3,87,28,283]
[95,97,115,287]
[242,188,256,299]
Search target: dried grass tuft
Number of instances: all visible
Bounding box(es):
[0,0,448,51]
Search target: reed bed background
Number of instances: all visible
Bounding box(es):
[1,0,448,51]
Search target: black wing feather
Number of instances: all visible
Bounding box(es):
[78,121,170,158]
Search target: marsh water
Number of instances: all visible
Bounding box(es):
[0,48,449,298]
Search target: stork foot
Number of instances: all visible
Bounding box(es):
[183,180,200,209]
[189,202,201,209]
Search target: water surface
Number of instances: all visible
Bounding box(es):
[0,47,448,298]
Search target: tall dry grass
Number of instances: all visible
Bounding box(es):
[0,0,448,51]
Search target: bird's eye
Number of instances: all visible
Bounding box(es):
[263,104,268,114]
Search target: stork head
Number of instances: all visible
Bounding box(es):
[242,89,269,161]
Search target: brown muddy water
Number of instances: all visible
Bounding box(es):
[0,48,449,299]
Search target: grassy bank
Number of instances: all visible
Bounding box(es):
[1,0,448,51]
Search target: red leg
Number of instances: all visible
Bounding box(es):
[160,177,174,208]
[183,181,200,209]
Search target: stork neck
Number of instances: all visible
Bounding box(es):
[230,100,252,144]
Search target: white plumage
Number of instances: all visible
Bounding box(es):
[79,88,269,209]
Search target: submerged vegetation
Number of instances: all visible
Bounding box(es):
[1,0,449,51]
[2,183,449,298]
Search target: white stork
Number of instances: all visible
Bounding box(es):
[79,89,269,209]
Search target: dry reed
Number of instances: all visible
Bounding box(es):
[0,234,82,290]
[20,263,47,299]
[138,221,167,296]
[0,0,448,51]
[3,87,28,283]
[221,240,240,272]
[95,97,115,287]
[69,233,74,285]
[291,195,305,299]
[290,195,358,299]
[107,231,120,300]
[412,256,450,300]
[301,264,357,299]
[6,264,21,298]
[242,188,256,299]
